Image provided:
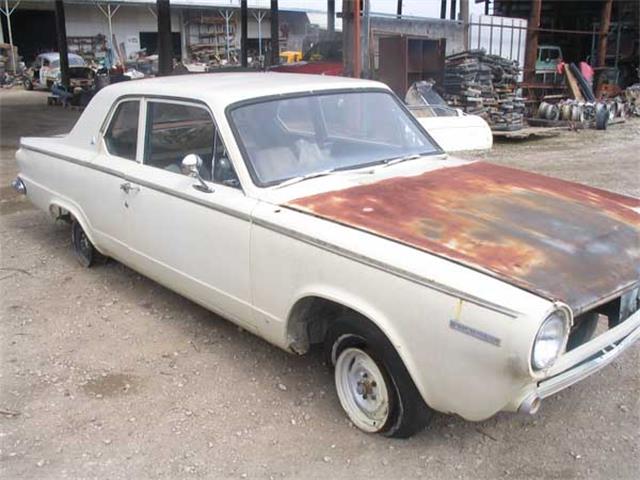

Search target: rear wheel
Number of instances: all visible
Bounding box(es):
[326,312,433,438]
[23,78,33,90]
[71,220,99,267]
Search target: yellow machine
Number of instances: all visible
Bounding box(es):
[279,51,302,64]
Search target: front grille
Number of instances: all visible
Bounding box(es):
[567,287,639,352]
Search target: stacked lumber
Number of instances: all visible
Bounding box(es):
[443,49,525,131]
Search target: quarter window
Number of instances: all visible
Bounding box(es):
[144,101,239,187]
[104,100,140,161]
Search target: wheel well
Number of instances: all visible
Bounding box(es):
[49,204,73,224]
[286,296,360,354]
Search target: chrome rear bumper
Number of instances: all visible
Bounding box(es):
[11,177,26,195]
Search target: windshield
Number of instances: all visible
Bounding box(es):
[229,91,440,187]
[50,56,85,68]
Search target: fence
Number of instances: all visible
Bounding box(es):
[469,14,527,81]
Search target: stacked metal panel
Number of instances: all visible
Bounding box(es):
[443,49,525,131]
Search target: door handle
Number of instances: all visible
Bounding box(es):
[120,182,140,194]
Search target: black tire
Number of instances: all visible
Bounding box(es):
[71,220,100,267]
[595,105,609,130]
[325,312,433,438]
[23,78,33,91]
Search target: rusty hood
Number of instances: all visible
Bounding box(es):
[286,162,640,313]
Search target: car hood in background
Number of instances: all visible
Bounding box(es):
[414,114,493,152]
[286,162,640,313]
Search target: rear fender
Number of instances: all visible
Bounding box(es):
[48,199,103,254]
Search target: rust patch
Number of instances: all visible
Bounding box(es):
[288,162,640,312]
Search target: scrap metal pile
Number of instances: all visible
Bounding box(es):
[0,43,20,87]
[534,63,634,130]
[443,49,525,131]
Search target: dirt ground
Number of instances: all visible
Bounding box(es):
[1,89,638,480]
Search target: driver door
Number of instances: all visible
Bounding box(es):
[122,98,257,327]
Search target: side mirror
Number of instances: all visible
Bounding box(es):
[181,153,202,176]
[181,154,213,193]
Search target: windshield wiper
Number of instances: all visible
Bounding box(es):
[274,152,433,189]
[274,169,337,189]
[378,153,422,169]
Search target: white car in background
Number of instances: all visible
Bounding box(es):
[406,81,493,152]
[12,73,640,438]
[23,52,94,91]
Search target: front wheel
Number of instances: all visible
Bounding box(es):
[327,313,433,438]
[335,347,393,433]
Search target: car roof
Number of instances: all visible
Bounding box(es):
[97,72,390,109]
[37,52,84,61]
[60,72,391,151]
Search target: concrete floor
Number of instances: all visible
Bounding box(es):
[1,89,639,479]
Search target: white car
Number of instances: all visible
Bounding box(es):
[406,81,493,152]
[13,73,640,438]
[23,52,94,91]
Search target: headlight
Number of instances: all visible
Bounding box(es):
[531,311,569,370]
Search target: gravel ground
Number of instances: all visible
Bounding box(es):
[1,89,639,480]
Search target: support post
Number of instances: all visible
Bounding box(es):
[440,0,446,19]
[107,4,113,50]
[0,0,21,74]
[96,3,121,65]
[270,0,279,66]
[524,0,541,83]
[157,0,173,75]
[54,0,69,88]
[219,10,234,63]
[460,0,469,50]
[354,0,361,78]
[252,10,266,61]
[342,0,354,77]
[597,0,612,68]
[327,0,335,35]
[240,0,247,67]
[450,0,457,20]
[361,0,370,78]
[396,0,402,18]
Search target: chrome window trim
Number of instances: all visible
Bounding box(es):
[101,97,144,163]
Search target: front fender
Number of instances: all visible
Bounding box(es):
[287,283,438,409]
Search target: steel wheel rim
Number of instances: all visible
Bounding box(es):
[335,347,390,432]
[78,229,91,257]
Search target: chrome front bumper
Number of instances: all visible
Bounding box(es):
[537,309,640,399]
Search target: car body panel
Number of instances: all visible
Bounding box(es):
[288,161,640,314]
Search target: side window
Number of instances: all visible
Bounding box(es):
[104,100,140,161]
[144,101,239,188]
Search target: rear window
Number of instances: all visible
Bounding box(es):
[104,101,140,161]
